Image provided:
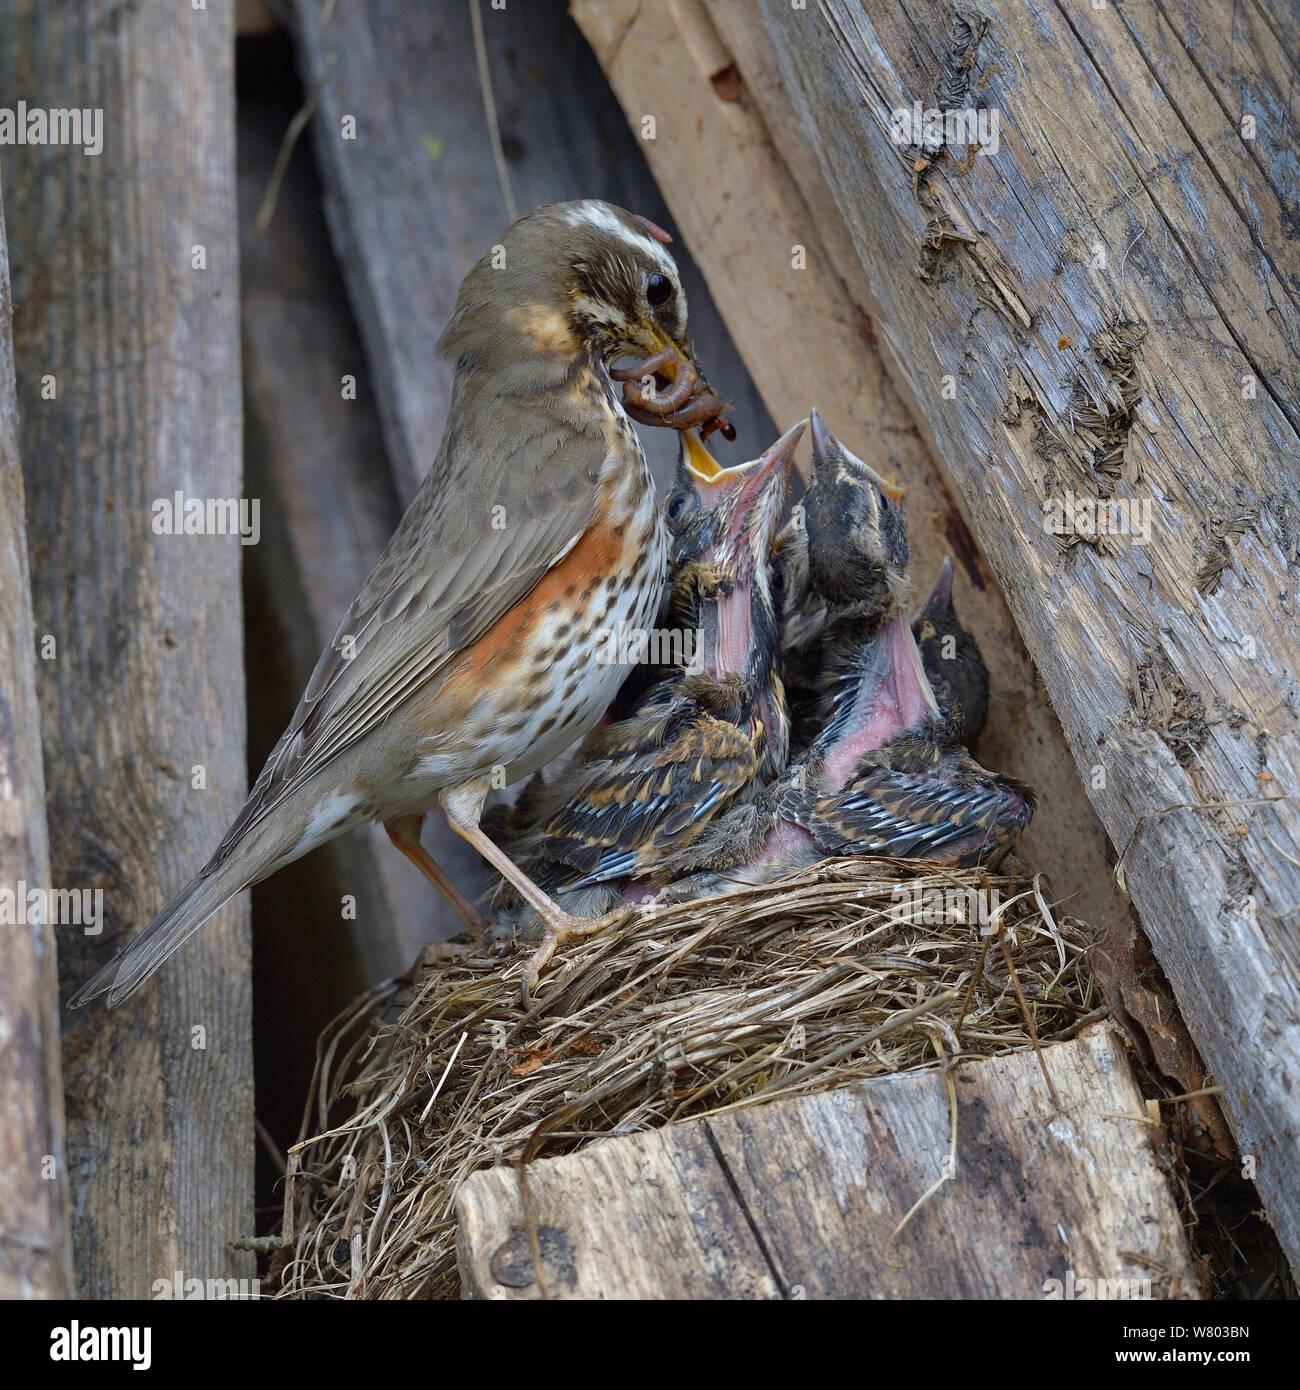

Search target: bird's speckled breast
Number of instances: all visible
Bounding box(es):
[411,425,667,791]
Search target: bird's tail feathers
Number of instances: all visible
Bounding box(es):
[67,860,249,1009]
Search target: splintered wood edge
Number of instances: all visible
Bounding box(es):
[0,179,73,1300]
[7,4,254,1297]
[745,0,1300,1277]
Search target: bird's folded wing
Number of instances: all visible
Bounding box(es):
[543,710,759,886]
[209,418,610,863]
[804,767,1028,859]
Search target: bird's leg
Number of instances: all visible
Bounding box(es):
[438,786,625,1002]
[383,814,490,937]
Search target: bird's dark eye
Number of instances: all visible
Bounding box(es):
[646,273,673,307]
[666,491,688,521]
[771,567,786,596]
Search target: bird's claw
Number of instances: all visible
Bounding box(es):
[517,908,630,1006]
[520,928,559,1007]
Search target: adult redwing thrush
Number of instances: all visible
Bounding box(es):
[912,558,989,745]
[72,200,724,1008]
[663,414,1033,891]
[491,424,802,979]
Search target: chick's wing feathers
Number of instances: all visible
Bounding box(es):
[804,763,1034,861]
[543,705,759,886]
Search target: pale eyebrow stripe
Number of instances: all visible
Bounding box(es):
[564,201,677,275]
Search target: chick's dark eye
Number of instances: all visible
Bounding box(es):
[666,492,687,521]
[646,273,673,307]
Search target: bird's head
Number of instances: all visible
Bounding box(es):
[912,558,989,745]
[804,409,908,615]
[564,202,690,364]
[438,199,694,378]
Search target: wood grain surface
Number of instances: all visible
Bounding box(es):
[572,0,1131,962]
[239,68,475,981]
[0,0,254,1297]
[0,168,73,1300]
[458,1026,1198,1299]
[744,0,1300,1275]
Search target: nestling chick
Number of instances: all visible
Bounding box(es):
[912,557,989,745]
[661,413,1033,893]
[492,422,804,963]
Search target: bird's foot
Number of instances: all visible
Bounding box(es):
[519,907,628,1005]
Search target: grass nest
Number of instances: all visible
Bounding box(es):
[272,858,1100,1299]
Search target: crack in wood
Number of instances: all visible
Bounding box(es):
[701,1118,790,1299]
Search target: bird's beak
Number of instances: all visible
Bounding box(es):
[618,338,732,437]
[682,428,727,484]
[893,611,942,721]
[681,417,804,525]
[729,418,806,542]
[809,407,904,503]
[921,557,955,616]
[626,325,704,386]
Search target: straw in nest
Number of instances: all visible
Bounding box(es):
[274,858,1099,1299]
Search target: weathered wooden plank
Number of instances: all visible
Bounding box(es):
[710,1026,1195,1299]
[457,1113,782,1300]
[239,66,479,971]
[748,0,1300,1274]
[571,0,1129,931]
[457,1027,1198,1299]
[1250,0,1300,61]
[1116,0,1298,354]
[278,0,772,500]
[0,1,254,1296]
[0,170,73,1301]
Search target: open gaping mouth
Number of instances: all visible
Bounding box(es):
[682,428,728,483]
[683,418,806,499]
[697,420,807,678]
[821,609,941,791]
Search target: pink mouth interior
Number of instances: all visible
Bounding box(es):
[822,612,935,791]
[698,429,798,680]
[711,583,753,679]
